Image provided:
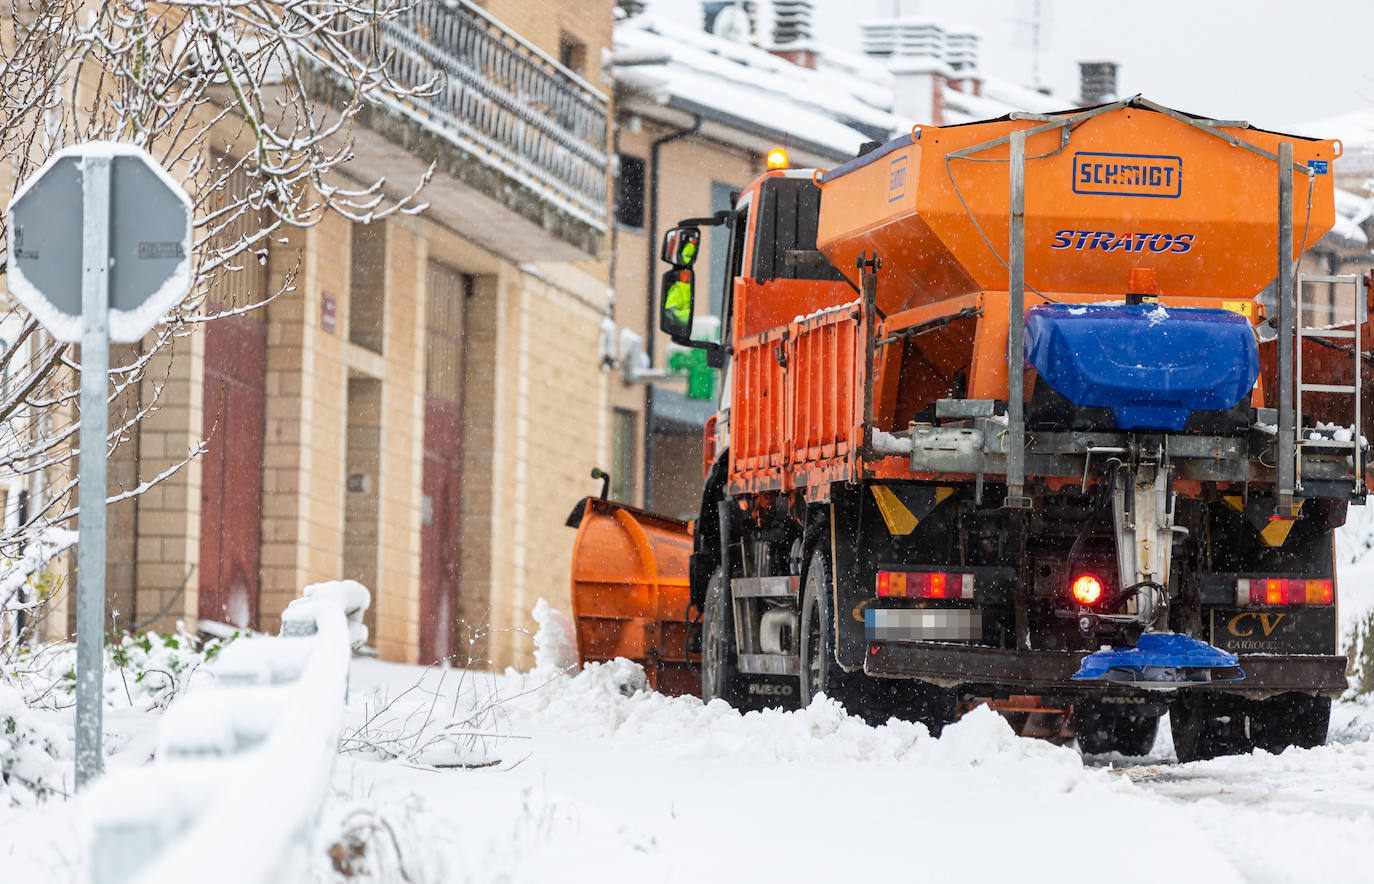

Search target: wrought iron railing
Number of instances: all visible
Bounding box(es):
[347,0,610,226]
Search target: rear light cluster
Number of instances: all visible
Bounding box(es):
[1236,577,1334,606]
[1071,574,1104,605]
[876,570,975,599]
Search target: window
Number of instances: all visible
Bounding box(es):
[349,222,386,353]
[611,408,635,503]
[616,154,646,229]
[707,181,734,318]
[559,32,586,76]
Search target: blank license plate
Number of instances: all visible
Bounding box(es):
[866,609,982,642]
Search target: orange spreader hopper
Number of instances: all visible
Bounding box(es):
[567,497,697,695]
[816,98,1338,312]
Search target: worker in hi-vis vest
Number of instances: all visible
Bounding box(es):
[665,237,697,327]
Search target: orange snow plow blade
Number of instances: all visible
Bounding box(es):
[567,496,699,696]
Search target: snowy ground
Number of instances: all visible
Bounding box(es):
[5,654,1374,883]
[306,660,1374,884]
[6,526,1374,881]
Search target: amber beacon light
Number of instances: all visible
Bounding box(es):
[766,147,789,170]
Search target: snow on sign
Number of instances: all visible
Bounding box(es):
[6,142,192,342]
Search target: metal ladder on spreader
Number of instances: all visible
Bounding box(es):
[1295,272,1367,500]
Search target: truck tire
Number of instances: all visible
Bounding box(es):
[1170,694,1253,762]
[701,567,747,706]
[800,546,866,715]
[867,678,958,735]
[1073,706,1161,756]
[1250,692,1330,754]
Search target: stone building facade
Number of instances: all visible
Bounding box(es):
[32,0,620,670]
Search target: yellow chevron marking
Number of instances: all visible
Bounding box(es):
[872,485,918,536]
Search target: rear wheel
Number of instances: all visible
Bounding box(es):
[1073,704,1161,756]
[701,568,747,706]
[1250,692,1330,754]
[800,546,867,715]
[1171,693,1253,762]
[867,678,959,735]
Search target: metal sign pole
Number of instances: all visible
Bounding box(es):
[75,154,110,789]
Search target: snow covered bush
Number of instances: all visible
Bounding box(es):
[0,680,68,806]
[9,625,242,712]
[96,626,239,709]
[1338,509,1374,696]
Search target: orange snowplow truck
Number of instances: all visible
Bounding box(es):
[569,97,1372,761]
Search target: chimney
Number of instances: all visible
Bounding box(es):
[1078,60,1119,107]
[862,18,976,126]
[772,0,814,44]
[765,1,817,68]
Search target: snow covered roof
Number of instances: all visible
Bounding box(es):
[614,16,906,163]
[1296,108,1374,185]
[1299,108,1374,152]
[939,75,1063,126]
[1329,186,1373,248]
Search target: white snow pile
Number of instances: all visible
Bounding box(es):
[514,657,1091,778]
[1147,304,1169,326]
[1311,420,1368,446]
[871,428,913,456]
[792,299,858,325]
[529,597,576,677]
[0,680,68,806]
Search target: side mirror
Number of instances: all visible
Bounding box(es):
[661,226,701,267]
[660,267,695,341]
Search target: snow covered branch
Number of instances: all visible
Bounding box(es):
[0,1,434,648]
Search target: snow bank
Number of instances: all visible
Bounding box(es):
[530,598,576,676]
[513,658,1085,776]
[0,680,68,806]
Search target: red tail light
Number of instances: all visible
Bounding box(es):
[1236,577,1334,606]
[875,570,975,600]
[1071,574,1103,605]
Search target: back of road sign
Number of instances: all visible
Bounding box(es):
[7,144,192,342]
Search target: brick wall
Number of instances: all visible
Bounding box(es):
[474,263,610,668]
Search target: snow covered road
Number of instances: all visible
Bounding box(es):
[317,659,1374,884]
[4,649,1374,883]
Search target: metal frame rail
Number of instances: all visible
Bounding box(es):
[1295,272,1367,496]
[87,591,366,884]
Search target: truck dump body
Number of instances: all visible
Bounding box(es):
[815,100,1336,307]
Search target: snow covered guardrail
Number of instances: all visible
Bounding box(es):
[86,581,370,884]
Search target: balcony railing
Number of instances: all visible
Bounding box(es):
[347,0,610,227]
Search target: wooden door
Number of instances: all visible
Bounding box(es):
[199,312,267,628]
[419,262,468,663]
[198,161,267,628]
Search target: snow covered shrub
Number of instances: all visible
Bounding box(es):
[319,799,436,884]
[1348,617,1374,696]
[1337,512,1374,696]
[44,625,241,710]
[0,680,68,806]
